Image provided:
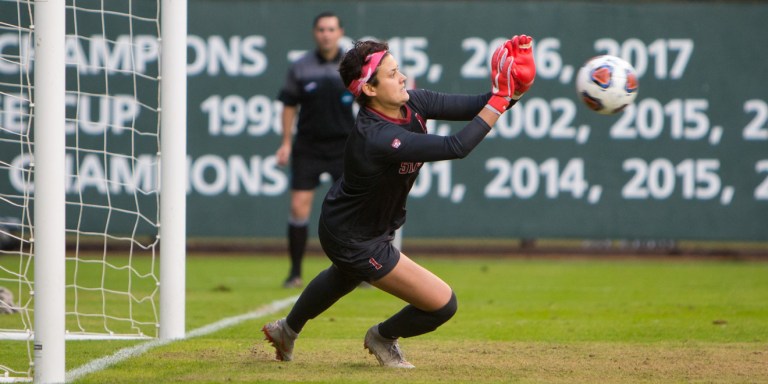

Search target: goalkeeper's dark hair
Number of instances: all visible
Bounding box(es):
[339,40,389,106]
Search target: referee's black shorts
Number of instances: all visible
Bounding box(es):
[290,139,345,190]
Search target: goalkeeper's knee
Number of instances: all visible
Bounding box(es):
[412,291,458,335]
[431,291,458,328]
[379,291,458,338]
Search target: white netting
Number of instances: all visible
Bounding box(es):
[0,0,35,380]
[64,0,161,340]
[1,0,163,380]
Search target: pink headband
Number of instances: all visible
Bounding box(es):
[347,50,387,97]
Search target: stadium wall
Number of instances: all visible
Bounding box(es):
[0,0,766,242]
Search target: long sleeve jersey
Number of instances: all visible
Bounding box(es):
[320,89,510,246]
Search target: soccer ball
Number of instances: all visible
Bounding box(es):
[575,55,639,115]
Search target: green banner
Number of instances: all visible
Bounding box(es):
[1,1,766,241]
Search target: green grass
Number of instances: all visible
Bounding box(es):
[2,254,768,382]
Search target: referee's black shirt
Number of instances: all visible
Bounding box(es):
[277,50,354,158]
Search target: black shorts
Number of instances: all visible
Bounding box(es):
[318,220,400,283]
[290,148,344,191]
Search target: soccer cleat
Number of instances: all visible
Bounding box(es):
[363,325,415,369]
[282,276,303,289]
[262,318,298,361]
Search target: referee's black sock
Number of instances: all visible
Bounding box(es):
[378,291,458,339]
[285,265,360,333]
[287,221,308,278]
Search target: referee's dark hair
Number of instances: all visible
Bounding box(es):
[313,11,342,28]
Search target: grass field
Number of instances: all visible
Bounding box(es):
[2,253,767,383]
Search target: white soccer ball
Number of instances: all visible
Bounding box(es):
[575,55,639,115]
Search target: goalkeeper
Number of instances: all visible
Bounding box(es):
[263,35,536,368]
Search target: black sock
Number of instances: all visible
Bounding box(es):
[287,222,308,278]
[285,265,360,333]
[378,292,458,339]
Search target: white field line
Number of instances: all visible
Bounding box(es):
[64,295,298,383]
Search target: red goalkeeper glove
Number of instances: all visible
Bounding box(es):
[506,35,536,99]
[486,42,515,115]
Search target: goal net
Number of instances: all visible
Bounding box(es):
[0,0,186,382]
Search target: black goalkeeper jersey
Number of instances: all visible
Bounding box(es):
[320,89,504,246]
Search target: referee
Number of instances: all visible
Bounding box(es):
[275,12,354,288]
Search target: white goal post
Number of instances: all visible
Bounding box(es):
[158,0,188,342]
[0,0,187,382]
[33,2,67,383]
